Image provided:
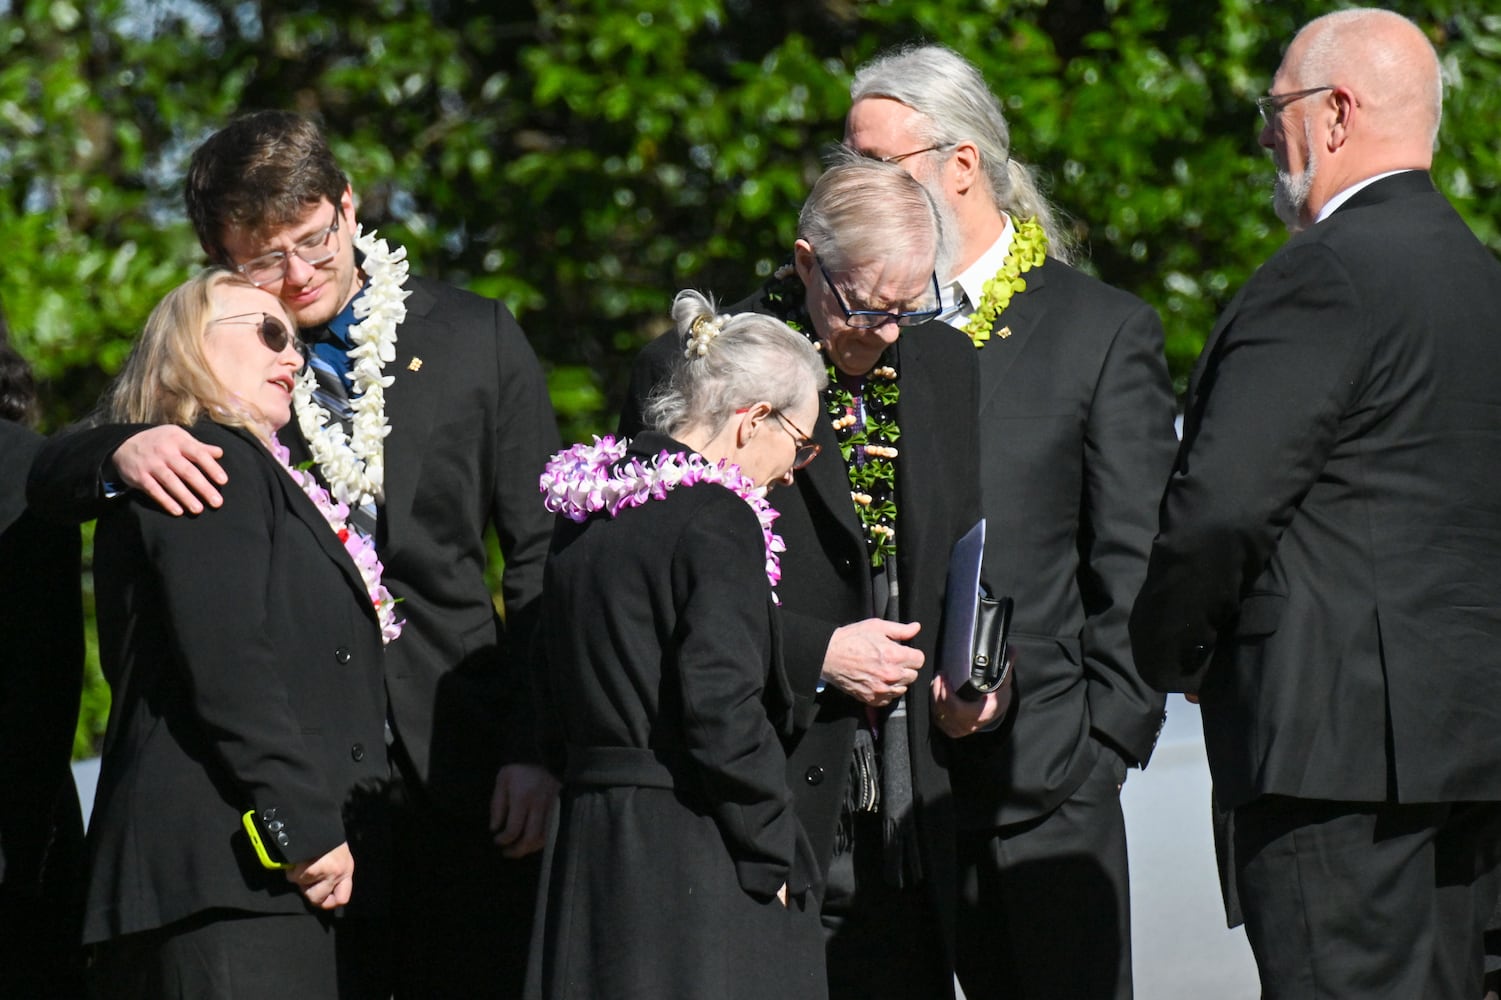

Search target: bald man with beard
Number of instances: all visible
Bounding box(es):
[1130,9,1501,998]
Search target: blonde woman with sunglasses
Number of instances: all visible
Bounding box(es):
[79,268,393,999]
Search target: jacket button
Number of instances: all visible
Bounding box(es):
[275,832,290,848]
[261,807,277,822]
[804,765,824,786]
[335,647,352,664]
[350,743,365,762]
[268,820,284,833]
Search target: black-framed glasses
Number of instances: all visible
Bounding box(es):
[1255,85,1334,125]
[867,142,955,165]
[773,410,822,470]
[235,208,341,287]
[209,312,298,354]
[817,260,942,329]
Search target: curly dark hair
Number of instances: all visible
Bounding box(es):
[0,305,37,426]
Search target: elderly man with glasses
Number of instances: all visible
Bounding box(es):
[28,110,560,999]
[842,43,1179,1000]
[621,156,1005,999]
[1132,9,1501,998]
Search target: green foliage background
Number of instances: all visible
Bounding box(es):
[3,0,1498,756]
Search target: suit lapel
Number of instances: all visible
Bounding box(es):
[974,260,1051,414]
[281,281,437,549]
[891,332,942,601]
[230,426,378,623]
[796,393,866,555]
[375,280,441,550]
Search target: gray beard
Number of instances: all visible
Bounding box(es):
[1273,121,1317,232]
[914,169,962,281]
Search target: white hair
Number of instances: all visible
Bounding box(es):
[645,289,827,438]
[797,153,949,280]
[852,44,1075,264]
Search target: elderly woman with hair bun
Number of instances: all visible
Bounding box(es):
[531,289,829,999]
[80,268,392,999]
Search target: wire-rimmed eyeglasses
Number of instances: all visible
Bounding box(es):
[234,207,342,288]
[869,142,956,165]
[773,410,821,470]
[1255,86,1334,125]
[817,260,942,329]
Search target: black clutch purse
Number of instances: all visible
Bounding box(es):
[968,592,1014,693]
[958,591,1013,700]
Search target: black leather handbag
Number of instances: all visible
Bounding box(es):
[964,591,1013,695]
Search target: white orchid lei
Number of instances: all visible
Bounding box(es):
[540,435,787,600]
[291,225,410,508]
[271,436,403,644]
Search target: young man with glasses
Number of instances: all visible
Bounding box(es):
[621,157,1005,999]
[845,44,1179,1000]
[28,111,560,999]
[1132,10,1501,997]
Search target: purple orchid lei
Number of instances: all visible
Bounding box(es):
[539,435,786,600]
[271,436,404,644]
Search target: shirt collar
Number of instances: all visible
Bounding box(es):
[941,215,1015,327]
[1314,169,1413,225]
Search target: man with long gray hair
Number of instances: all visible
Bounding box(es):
[846,44,1177,999]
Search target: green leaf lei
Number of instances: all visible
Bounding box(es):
[963,216,1048,349]
[762,264,900,568]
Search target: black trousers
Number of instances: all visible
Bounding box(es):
[1234,795,1501,1000]
[955,744,1133,1000]
[821,809,951,1000]
[85,908,388,1000]
[388,745,543,999]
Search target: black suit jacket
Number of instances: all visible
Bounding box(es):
[83,421,388,942]
[621,304,982,954]
[947,257,1176,829]
[1130,171,1501,809]
[28,275,560,824]
[0,421,84,951]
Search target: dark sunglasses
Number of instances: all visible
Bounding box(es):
[209,312,298,354]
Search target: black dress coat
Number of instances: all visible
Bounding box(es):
[532,432,824,1000]
[0,420,85,995]
[948,256,1176,829]
[621,308,983,958]
[1130,170,1501,810]
[82,421,389,943]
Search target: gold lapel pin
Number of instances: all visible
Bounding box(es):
[407,357,424,372]
[996,326,1013,340]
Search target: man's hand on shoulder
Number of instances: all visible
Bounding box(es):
[114,425,228,515]
[822,619,924,707]
[489,763,560,858]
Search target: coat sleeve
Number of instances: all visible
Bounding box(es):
[133,433,346,863]
[670,493,800,898]
[483,302,561,767]
[1129,243,1367,692]
[0,423,85,886]
[25,422,153,524]
[1078,300,1176,765]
